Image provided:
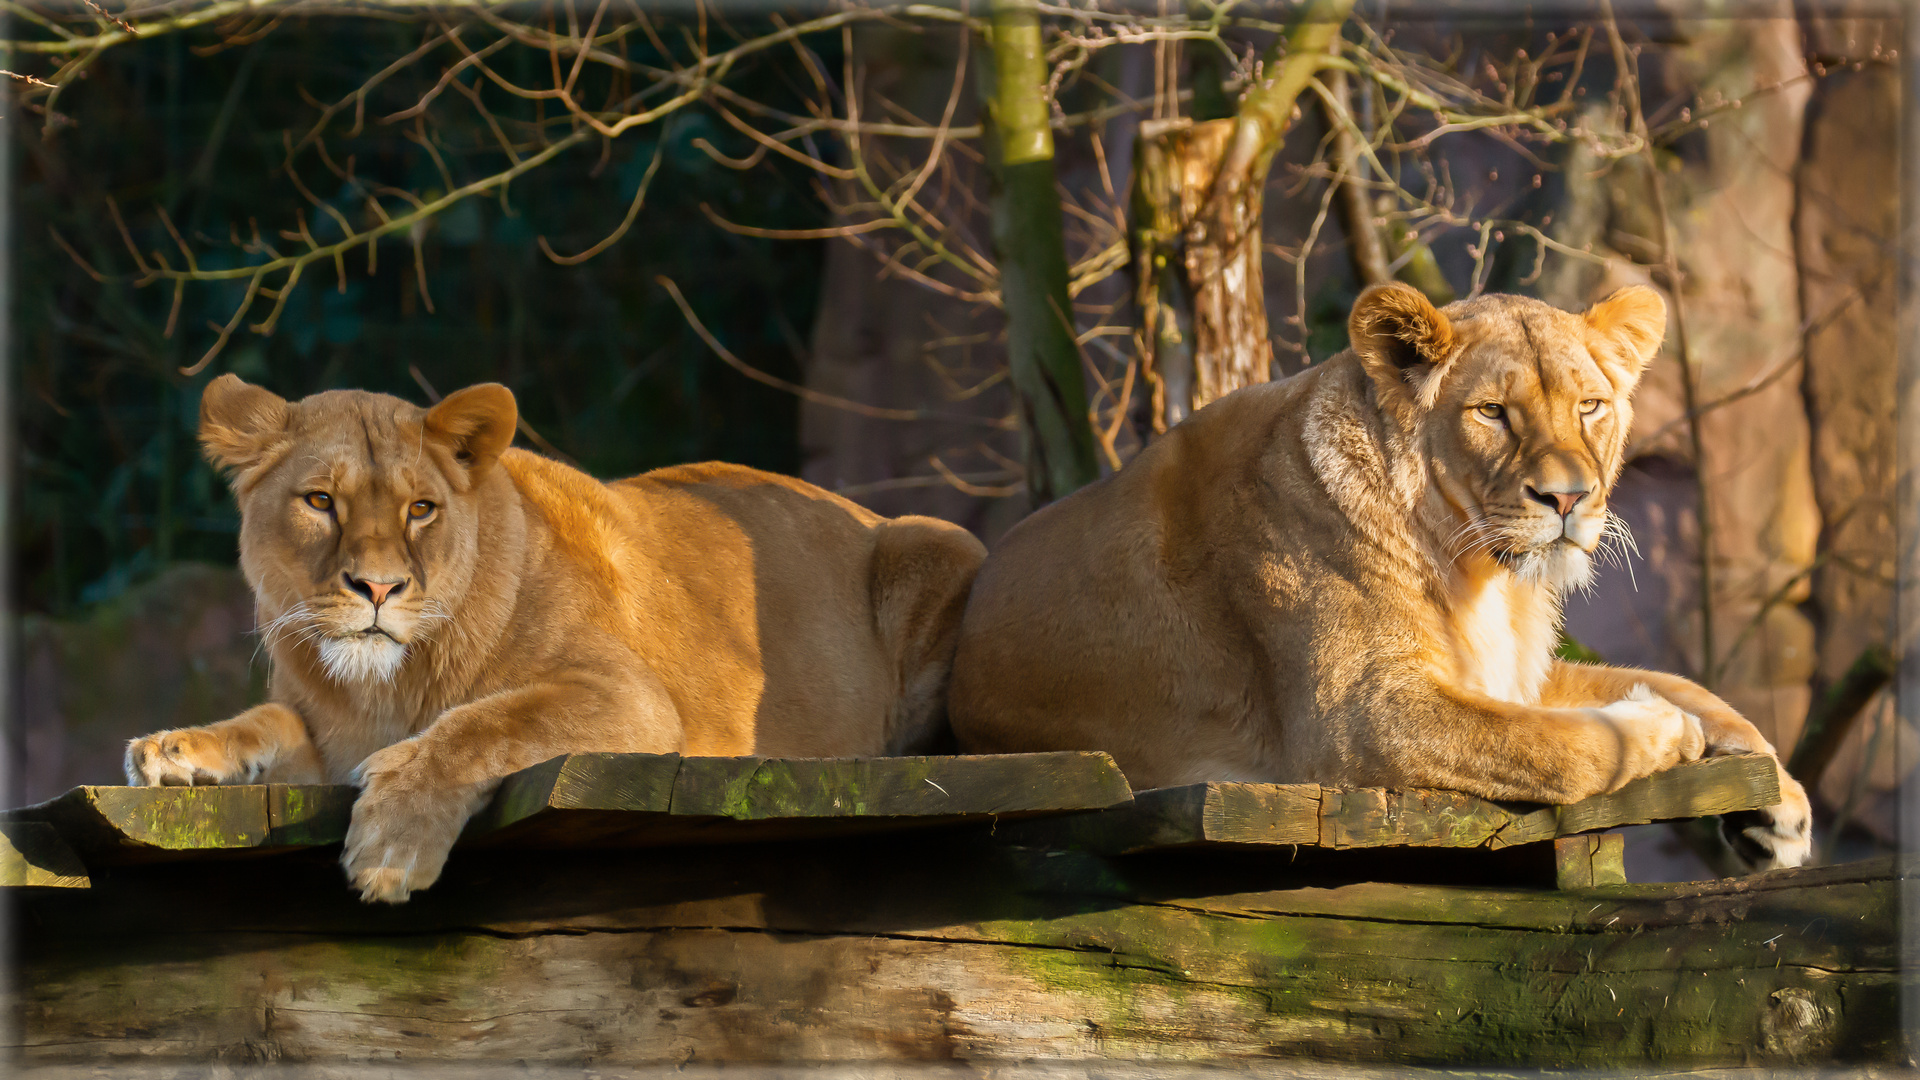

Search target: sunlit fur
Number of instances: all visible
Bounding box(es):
[124,376,987,904]
[950,284,1811,870]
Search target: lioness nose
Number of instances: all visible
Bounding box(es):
[1526,487,1587,518]
[345,573,408,606]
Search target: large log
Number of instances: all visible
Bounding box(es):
[7,832,1903,1069]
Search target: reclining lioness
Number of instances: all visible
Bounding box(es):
[126,375,985,902]
[949,283,1811,869]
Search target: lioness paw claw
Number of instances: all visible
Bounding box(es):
[341,744,466,905]
[341,821,452,906]
[353,866,419,905]
[1720,763,1813,871]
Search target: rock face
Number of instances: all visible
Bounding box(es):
[1551,11,1821,754]
[1548,11,1903,843]
[9,563,264,806]
[1793,37,1904,832]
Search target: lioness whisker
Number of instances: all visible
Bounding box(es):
[1600,510,1640,592]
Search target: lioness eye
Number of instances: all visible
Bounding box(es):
[304,492,333,512]
[1579,399,1603,415]
[1475,403,1505,421]
[409,500,436,520]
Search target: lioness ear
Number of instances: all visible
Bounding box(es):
[1583,285,1667,384]
[199,374,290,482]
[1349,282,1458,414]
[425,383,517,486]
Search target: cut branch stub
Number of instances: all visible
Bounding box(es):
[1132,117,1233,432]
[1128,0,1354,428]
[1131,115,1273,429]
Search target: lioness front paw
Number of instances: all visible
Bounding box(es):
[125,728,259,787]
[340,740,474,905]
[1593,685,1706,789]
[1720,760,1813,870]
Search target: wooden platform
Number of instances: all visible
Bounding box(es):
[7,750,1897,1070]
[1004,753,1779,857]
[1,751,1777,871]
[0,751,1134,864]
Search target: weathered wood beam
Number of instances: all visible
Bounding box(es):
[4,752,1134,864]
[1009,753,1779,856]
[1552,832,1627,888]
[0,822,89,889]
[2,752,1780,875]
[0,783,357,864]
[468,751,1136,848]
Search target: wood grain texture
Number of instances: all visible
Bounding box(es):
[8,835,1901,1069]
[1015,754,1780,856]
[0,822,89,888]
[0,784,351,864]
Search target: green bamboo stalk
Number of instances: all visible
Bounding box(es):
[986,0,1100,505]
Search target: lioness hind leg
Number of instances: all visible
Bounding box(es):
[125,703,324,786]
[868,517,987,755]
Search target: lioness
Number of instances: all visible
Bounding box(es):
[126,375,986,902]
[950,283,1811,870]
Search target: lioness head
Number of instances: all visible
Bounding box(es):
[199,375,518,684]
[1348,283,1667,591]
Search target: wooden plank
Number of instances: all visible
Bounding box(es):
[1320,786,1515,848]
[8,752,1133,860]
[0,822,89,889]
[1,785,274,862]
[1202,783,1323,845]
[1013,753,1780,856]
[266,784,356,847]
[459,752,683,845]
[2,752,1764,864]
[1542,752,1780,840]
[474,752,1133,848]
[670,752,1130,819]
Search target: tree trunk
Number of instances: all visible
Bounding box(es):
[986,0,1101,506]
[1326,70,1390,290]
[1129,0,1353,429]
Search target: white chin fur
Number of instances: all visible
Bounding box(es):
[318,634,408,684]
[1507,543,1593,592]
